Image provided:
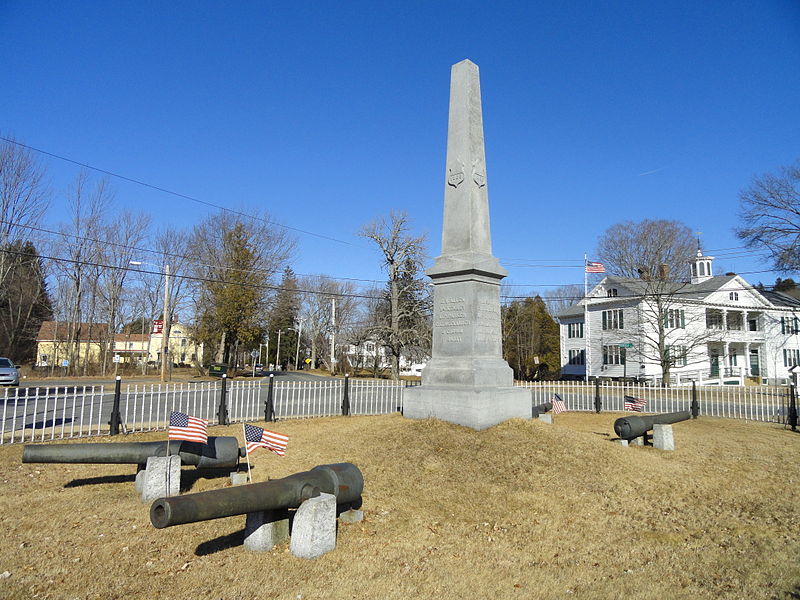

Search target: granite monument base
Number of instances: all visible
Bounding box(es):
[403,385,530,431]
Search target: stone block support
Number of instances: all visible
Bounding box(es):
[538,413,553,424]
[290,493,337,559]
[244,509,290,552]
[141,455,180,503]
[653,424,675,451]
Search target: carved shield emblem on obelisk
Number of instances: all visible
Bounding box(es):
[472,159,486,187]
[447,160,465,187]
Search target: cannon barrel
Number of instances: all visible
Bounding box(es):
[22,437,244,469]
[613,410,691,441]
[150,462,363,529]
[532,402,553,418]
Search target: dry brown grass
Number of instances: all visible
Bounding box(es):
[0,413,798,599]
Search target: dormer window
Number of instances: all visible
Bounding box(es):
[607,288,618,297]
[729,292,739,301]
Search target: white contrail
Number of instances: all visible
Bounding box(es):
[638,167,666,176]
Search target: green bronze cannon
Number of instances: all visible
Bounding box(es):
[613,410,692,441]
[150,462,363,528]
[531,401,553,418]
[22,437,244,469]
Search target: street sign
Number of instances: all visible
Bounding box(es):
[250,350,259,358]
[304,358,312,365]
[61,359,69,367]
[619,343,634,348]
[113,354,121,363]
[152,320,163,334]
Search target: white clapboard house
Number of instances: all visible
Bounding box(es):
[557,249,800,385]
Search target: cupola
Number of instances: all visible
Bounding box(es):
[690,247,714,284]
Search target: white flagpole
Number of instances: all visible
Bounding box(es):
[242,423,252,483]
[584,254,589,383]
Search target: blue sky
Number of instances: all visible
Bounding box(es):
[2,1,799,296]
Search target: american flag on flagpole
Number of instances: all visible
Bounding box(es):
[244,424,289,456]
[552,393,567,415]
[168,411,208,444]
[586,261,605,273]
[624,396,647,412]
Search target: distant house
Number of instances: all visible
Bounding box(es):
[36,321,110,367]
[557,249,800,385]
[36,320,203,368]
[343,339,428,376]
[112,333,151,365]
[148,322,203,366]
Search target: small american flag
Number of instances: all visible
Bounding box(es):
[586,261,605,273]
[244,424,289,456]
[624,396,647,412]
[169,411,208,444]
[552,393,567,415]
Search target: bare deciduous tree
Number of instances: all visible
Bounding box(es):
[359,211,429,380]
[0,136,49,287]
[543,284,584,317]
[597,219,697,280]
[596,219,713,384]
[737,160,800,274]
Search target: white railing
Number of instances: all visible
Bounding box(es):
[516,380,793,422]
[1,385,106,444]
[2,377,793,445]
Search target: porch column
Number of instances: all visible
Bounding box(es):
[723,341,729,375]
[745,343,751,376]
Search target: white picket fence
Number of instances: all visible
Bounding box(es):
[1,377,794,445]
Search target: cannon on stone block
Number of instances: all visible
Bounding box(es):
[613,410,692,442]
[150,462,363,529]
[22,437,245,470]
[531,401,553,418]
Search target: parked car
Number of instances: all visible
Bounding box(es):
[0,357,20,386]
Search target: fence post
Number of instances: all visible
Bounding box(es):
[691,381,700,419]
[594,379,601,413]
[108,376,122,435]
[217,374,229,425]
[789,385,798,432]
[341,374,351,416]
[264,374,275,422]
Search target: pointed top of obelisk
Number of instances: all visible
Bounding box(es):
[427,59,506,280]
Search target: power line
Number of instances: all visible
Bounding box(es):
[0,218,387,286]
[0,135,359,247]
[0,245,386,301]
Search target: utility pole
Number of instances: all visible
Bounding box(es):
[330,297,336,375]
[276,329,283,370]
[161,263,171,382]
[294,319,303,370]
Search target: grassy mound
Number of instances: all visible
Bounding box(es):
[0,413,798,599]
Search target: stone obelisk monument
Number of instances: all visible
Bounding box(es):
[404,59,530,430]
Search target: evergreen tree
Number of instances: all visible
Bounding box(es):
[501,295,560,381]
[0,242,53,360]
[196,223,264,365]
[268,267,300,369]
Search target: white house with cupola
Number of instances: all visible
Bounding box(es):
[557,248,800,385]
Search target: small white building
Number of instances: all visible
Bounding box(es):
[557,249,800,385]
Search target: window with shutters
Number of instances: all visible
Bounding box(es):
[781,316,799,335]
[602,345,626,365]
[568,349,585,365]
[602,309,624,330]
[666,309,685,329]
[783,349,800,367]
[568,322,584,338]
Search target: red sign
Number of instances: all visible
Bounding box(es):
[152,320,163,334]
